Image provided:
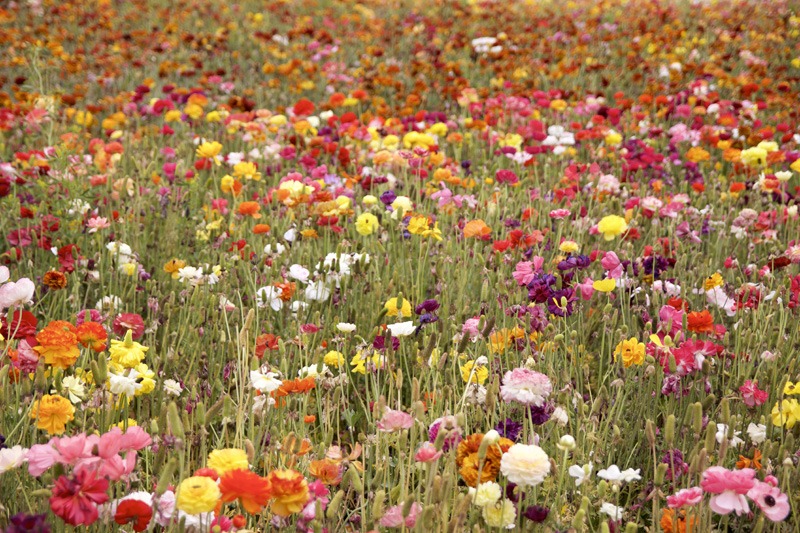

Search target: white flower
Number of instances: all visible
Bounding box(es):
[109,369,142,398]
[298,364,328,378]
[499,444,550,487]
[597,464,642,484]
[569,463,593,487]
[263,243,286,255]
[715,423,744,447]
[177,266,204,286]
[0,445,28,474]
[95,295,122,313]
[600,502,624,520]
[255,286,284,311]
[472,481,502,507]
[290,301,309,315]
[163,379,183,397]
[250,370,282,393]
[482,499,516,529]
[0,278,35,310]
[283,228,297,242]
[746,423,767,445]
[387,321,416,337]
[0,266,9,283]
[336,322,356,333]
[288,264,310,283]
[551,406,569,426]
[58,376,86,403]
[304,280,331,302]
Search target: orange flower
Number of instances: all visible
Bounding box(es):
[30,394,75,435]
[304,415,316,424]
[308,459,342,485]
[274,282,296,302]
[219,469,272,514]
[455,433,512,487]
[463,219,491,239]
[686,310,714,334]
[268,469,309,517]
[660,509,697,533]
[253,223,271,234]
[33,321,80,369]
[736,449,762,470]
[76,322,108,352]
[237,201,261,219]
[43,271,68,290]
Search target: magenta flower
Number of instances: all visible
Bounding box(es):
[700,467,756,516]
[666,487,704,508]
[601,251,624,278]
[747,481,790,522]
[376,409,414,432]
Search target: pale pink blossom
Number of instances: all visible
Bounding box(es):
[667,487,704,508]
[748,481,790,522]
[700,467,755,516]
[376,409,413,432]
[500,368,552,407]
[414,442,443,463]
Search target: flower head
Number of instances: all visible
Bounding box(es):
[31,394,75,435]
[175,475,221,515]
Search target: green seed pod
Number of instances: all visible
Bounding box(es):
[597,480,608,499]
[167,402,185,439]
[572,509,586,531]
[702,394,716,410]
[372,490,386,520]
[402,498,415,518]
[645,419,656,447]
[155,458,177,495]
[704,423,716,452]
[625,523,639,533]
[720,398,730,425]
[655,463,668,484]
[326,490,345,519]
[600,522,611,533]
[692,402,704,435]
[664,414,676,446]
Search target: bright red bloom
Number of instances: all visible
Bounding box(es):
[1,309,38,342]
[114,499,153,532]
[49,470,109,526]
[112,313,145,340]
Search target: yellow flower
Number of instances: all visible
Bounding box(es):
[108,330,149,368]
[771,399,800,428]
[323,350,345,368]
[605,131,622,145]
[597,215,628,240]
[704,273,724,291]
[460,360,489,384]
[30,394,75,435]
[134,363,155,395]
[196,141,222,159]
[384,297,412,318]
[164,259,186,279]
[784,381,800,396]
[208,448,249,474]
[614,338,646,368]
[233,161,261,181]
[355,213,380,236]
[408,215,430,236]
[184,104,204,120]
[176,476,222,515]
[592,278,616,293]
[558,240,579,253]
[164,109,182,123]
[740,146,767,167]
[550,99,568,111]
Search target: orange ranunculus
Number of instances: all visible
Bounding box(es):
[660,509,697,533]
[237,201,261,219]
[253,223,271,234]
[274,282,296,302]
[33,321,80,369]
[463,219,491,239]
[76,322,108,352]
[219,469,272,514]
[43,270,68,290]
[268,469,309,517]
[686,310,714,334]
[308,459,342,485]
[455,433,513,487]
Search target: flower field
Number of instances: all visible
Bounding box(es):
[2,0,800,530]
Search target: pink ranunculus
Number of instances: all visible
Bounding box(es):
[549,208,571,219]
[376,409,414,433]
[461,317,482,340]
[0,278,35,310]
[576,277,595,300]
[700,467,756,516]
[739,380,768,408]
[601,251,624,278]
[747,481,790,522]
[414,442,443,463]
[667,486,704,508]
[112,313,145,340]
[55,434,93,464]
[512,261,536,286]
[500,368,552,407]
[658,305,684,340]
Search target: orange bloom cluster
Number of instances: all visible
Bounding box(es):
[267,469,309,517]
[33,321,80,369]
[455,433,513,487]
[219,469,272,514]
[76,322,108,352]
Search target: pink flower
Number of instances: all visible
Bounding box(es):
[657,305,684,340]
[27,442,62,476]
[747,481,790,522]
[512,257,544,286]
[461,317,482,340]
[576,277,595,300]
[700,467,756,516]
[549,208,571,219]
[667,487,704,508]
[601,251,624,279]
[55,434,94,464]
[112,313,145,340]
[414,442,443,463]
[49,469,109,526]
[86,216,110,233]
[376,409,414,432]
[739,380,768,408]
[119,426,152,452]
[0,278,35,310]
[500,368,552,407]
[379,502,421,528]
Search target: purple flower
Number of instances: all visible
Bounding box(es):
[524,505,550,523]
[4,513,51,533]
[494,418,523,442]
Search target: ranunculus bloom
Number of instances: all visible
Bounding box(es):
[268,469,309,517]
[667,487,704,508]
[33,321,80,369]
[500,444,550,487]
[0,278,35,310]
[219,469,272,514]
[500,368,552,406]
[30,394,75,435]
[112,313,145,340]
[377,409,414,432]
[49,470,109,526]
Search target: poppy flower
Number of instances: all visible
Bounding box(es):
[114,499,152,532]
[687,310,714,334]
[237,201,261,219]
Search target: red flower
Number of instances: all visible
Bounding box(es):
[112,313,145,340]
[114,499,153,532]
[49,470,109,526]
[686,310,714,334]
[1,309,38,342]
